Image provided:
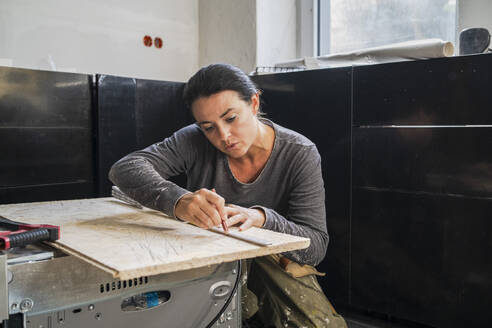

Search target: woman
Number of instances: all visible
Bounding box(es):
[109,64,346,328]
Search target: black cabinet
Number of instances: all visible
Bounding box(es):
[254,53,492,328]
[352,54,492,327]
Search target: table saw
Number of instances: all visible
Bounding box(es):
[1,245,240,328]
[0,198,309,327]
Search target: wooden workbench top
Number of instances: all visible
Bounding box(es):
[0,198,309,279]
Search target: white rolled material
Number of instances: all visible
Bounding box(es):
[276,39,455,69]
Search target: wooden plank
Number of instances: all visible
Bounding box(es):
[0,198,310,279]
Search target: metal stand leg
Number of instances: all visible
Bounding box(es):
[0,252,9,322]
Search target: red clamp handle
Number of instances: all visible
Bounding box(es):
[0,216,60,250]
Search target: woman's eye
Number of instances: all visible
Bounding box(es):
[226,116,236,123]
[204,126,214,132]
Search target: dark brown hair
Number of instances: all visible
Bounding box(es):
[183,63,260,109]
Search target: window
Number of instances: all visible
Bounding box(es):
[318,0,457,55]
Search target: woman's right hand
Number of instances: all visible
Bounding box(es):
[174,188,226,229]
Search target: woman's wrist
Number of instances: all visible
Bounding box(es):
[173,192,192,221]
[251,208,266,227]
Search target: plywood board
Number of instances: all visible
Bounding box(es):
[0,198,309,279]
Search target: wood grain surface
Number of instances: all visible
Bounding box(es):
[0,198,310,279]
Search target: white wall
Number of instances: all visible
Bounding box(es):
[0,0,198,82]
[457,0,492,48]
[297,0,317,58]
[256,0,297,67]
[198,0,298,72]
[0,0,299,80]
[198,0,257,73]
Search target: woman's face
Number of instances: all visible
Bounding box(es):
[192,90,259,159]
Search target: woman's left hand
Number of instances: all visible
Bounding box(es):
[224,204,266,231]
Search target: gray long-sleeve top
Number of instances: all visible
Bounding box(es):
[108,120,328,266]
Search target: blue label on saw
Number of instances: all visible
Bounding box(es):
[145,292,159,308]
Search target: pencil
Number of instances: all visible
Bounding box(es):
[211,188,228,233]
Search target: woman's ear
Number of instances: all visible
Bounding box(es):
[251,93,260,115]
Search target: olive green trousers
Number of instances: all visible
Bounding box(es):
[241,255,347,328]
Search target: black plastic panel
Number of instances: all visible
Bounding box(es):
[0,67,94,204]
[135,79,191,190]
[252,68,352,303]
[354,54,492,125]
[351,188,492,328]
[97,75,137,196]
[353,127,492,197]
[97,75,190,196]
[0,127,92,186]
[0,183,94,204]
[135,79,191,148]
[0,68,91,127]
